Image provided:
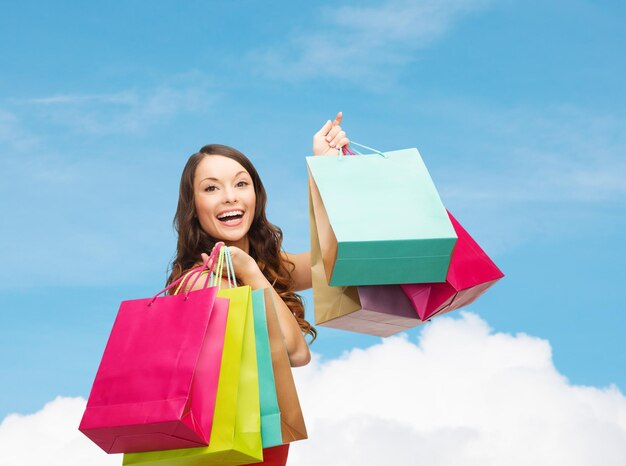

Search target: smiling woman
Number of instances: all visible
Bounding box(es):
[194,154,257,247]
[167,113,350,367]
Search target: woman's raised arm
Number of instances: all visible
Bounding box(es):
[282,113,350,292]
[282,251,311,292]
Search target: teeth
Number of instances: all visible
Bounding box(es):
[218,210,243,219]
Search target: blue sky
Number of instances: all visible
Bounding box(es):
[1,0,625,422]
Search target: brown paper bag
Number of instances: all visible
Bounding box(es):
[264,288,308,443]
[308,169,339,285]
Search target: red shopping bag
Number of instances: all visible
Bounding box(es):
[242,444,289,466]
[79,251,229,454]
[401,211,504,321]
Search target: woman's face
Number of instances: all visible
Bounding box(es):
[194,155,256,246]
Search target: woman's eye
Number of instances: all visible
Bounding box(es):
[204,185,218,192]
[236,181,249,188]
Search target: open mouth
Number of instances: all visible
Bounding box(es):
[217,210,244,225]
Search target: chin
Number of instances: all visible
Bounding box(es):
[213,226,250,244]
[201,217,253,245]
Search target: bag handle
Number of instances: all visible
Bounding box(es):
[148,242,225,305]
[209,245,238,288]
[338,141,386,158]
[172,244,226,296]
[170,243,238,297]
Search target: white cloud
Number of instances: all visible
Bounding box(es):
[17,82,219,135]
[23,92,137,106]
[251,0,492,85]
[2,313,625,465]
[290,312,626,465]
[0,397,119,466]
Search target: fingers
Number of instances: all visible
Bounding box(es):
[325,124,349,147]
[336,136,350,150]
[315,112,343,137]
[332,111,343,127]
[330,130,347,148]
[324,125,340,142]
[315,119,333,137]
[324,111,347,147]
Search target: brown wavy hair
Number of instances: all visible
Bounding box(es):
[167,144,316,341]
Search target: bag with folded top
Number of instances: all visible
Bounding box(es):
[307,142,457,287]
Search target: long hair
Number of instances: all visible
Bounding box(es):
[168,144,316,341]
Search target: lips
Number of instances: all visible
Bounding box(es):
[217,209,244,225]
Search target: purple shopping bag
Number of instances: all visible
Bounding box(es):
[312,269,425,337]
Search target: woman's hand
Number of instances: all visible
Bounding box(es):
[312,112,350,156]
[201,245,265,285]
[202,246,310,367]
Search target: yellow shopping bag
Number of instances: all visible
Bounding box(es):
[124,247,263,466]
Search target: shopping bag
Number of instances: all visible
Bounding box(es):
[263,288,308,443]
[310,192,424,336]
[306,144,457,286]
[401,211,504,321]
[124,247,263,466]
[251,290,282,448]
[79,254,229,454]
[242,444,289,466]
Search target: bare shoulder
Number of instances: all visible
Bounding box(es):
[281,251,311,292]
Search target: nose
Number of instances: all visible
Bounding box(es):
[222,186,238,204]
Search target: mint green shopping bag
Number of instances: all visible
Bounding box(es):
[251,289,282,448]
[306,145,457,286]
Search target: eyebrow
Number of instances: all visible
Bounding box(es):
[199,171,249,183]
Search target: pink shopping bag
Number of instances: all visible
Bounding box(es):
[79,253,229,454]
[401,211,504,321]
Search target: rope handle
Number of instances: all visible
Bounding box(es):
[208,245,237,289]
[148,242,224,306]
[171,243,238,297]
[337,141,386,159]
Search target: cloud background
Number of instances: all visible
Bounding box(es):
[1,0,625,463]
[2,313,625,466]
[251,0,493,86]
